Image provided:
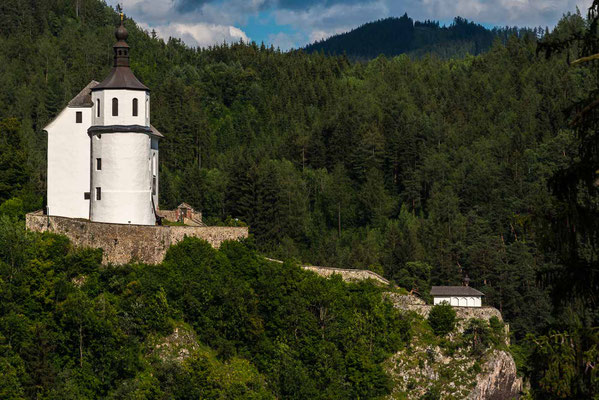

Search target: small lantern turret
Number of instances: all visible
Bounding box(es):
[113,14,130,68]
[463,274,471,287]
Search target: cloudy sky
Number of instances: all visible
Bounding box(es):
[107,0,592,50]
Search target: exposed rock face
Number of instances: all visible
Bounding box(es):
[467,350,521,400]
[386,293,520,399]
[150,325,199,364]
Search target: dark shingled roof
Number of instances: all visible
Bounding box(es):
[92,67,149,91]
[68,80,99,107]
[430,286,484,297]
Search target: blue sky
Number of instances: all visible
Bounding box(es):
[107,0,591,50]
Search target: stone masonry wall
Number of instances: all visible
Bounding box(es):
[26,211,248,265]
[263,258,391,286]
[302,265,391,286]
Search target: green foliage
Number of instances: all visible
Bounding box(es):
[428,303,456,336]
[419,386,441,400]
[305,14,538,61]
[0,0,597,396]
[462,318,505,356]
[0,217,409,398]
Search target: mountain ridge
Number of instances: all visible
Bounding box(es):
[304,14,541,60]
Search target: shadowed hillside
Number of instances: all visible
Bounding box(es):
[304,14,541,60]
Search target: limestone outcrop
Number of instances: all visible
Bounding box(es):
[467,350,522,400]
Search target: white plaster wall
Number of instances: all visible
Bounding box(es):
[93,90,105,126]
[92,89,149,126]
[433,296,482,307]
[90,132,154,225]
[433,297,451,306]
[46,107,91,219]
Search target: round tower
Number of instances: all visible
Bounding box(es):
[89,15,160,225]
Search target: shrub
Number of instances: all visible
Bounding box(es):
[428,303,456,336]
[420,386,441,400]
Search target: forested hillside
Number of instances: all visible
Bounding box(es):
[0,0,598,397]
[304,14,539,60]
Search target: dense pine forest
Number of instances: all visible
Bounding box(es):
[304,14,540,60]
[1,0,599,398]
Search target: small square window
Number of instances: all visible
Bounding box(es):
[96,158,102,170]
[76,111,82,123]
[84,192,90,200]
[96,187,101,200]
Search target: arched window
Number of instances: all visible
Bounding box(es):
[112,98,118,116]
[146,97,149,119]
[96,99,100,117]
[132,98,138,116]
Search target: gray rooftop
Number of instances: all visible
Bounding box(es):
[150,125,164,138]
[68,80,99,107]
[430,286,484,297]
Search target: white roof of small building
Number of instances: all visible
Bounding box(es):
[430,286,484,297]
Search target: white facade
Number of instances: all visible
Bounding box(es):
[89,89,157,226]
[92,89,150,127]
[46,106,92,219]
[45,20,160,225]
[90,131,155,225]
[433,296,482,307]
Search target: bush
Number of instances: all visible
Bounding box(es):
[428,303,456,336]
[463,318,492,356]
[420,386,441,400]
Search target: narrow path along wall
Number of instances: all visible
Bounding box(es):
[26,211,248,265]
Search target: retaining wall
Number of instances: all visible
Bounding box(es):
[263,258,391,286]
[26,211,248,265]
[302,265,391,286]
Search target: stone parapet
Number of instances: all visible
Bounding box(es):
[26,211,248,265]
[302,265,391,286]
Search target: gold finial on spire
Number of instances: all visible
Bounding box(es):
[120,12,124,22]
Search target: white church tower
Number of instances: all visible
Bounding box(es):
[44,15,162,225]
[88,16,161,225]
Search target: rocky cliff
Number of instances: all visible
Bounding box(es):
[467,350,521,400]
[385,293,521,399]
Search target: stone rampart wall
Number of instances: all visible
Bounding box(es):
[302,265,391,286]
[26,211,248,265]
[263,258,391,286]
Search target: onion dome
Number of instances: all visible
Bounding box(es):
[92,13,149,92]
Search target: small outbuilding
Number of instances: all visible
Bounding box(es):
[430,285,484,307]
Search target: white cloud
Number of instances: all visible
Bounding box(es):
[389,0,593,27]
[274,1,388,45]
[139,22,250,48]
[109,0,594,49]
[267,31,306,49]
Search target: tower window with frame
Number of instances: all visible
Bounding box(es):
[112,98,118,116]
[132,98,138,116]
[96,99,100,117]
[96,158,102,170]
[96,187,101,200]
[76,111,82,123]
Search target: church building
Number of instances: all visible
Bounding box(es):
[44,16,162,225]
